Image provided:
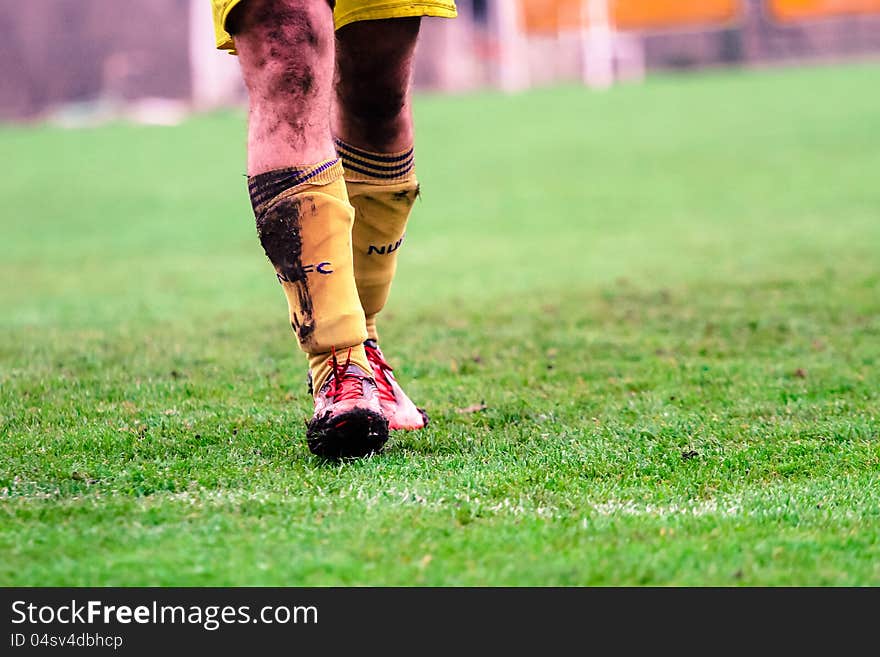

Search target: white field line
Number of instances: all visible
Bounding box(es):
[3,484,738,520]
[589,499,741,518]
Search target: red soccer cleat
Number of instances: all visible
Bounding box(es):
[306,348,389,459]
[364,339,429,431]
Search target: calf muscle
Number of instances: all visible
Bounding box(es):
[333,18,421,152]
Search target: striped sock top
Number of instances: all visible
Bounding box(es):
[247,159,344,213]
[335,139,415,183]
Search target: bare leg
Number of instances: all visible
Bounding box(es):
[231,0,337,174]
[332,17,421,152]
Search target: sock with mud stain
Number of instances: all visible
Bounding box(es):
[248,159,371,393]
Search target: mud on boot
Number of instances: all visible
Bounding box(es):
[306,348,389,459]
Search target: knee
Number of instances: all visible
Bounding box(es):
[233,0,332,100]
[334,18,420,124]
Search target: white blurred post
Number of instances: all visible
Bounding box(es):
[580,0,614,89]
[493,0,529,92]
[189,0,244,109]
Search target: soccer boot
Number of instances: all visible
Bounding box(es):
[364,339,429,431]
[306,348,389,458]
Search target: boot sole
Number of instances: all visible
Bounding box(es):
[306,407,389,459]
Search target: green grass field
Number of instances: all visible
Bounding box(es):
[2,63,879,586]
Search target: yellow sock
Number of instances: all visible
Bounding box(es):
[336,139,419,342]
[248,159,371,392]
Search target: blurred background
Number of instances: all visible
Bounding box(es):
[3,0,880,124]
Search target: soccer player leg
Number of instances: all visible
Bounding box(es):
[333,17,429,430]
[229,0,388,458]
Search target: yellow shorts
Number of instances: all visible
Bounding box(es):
[212,0,457,52]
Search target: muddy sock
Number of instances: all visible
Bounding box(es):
[249,159,371,393]
[336,138,419,342]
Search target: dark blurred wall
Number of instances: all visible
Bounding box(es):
[0,0,190,119]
